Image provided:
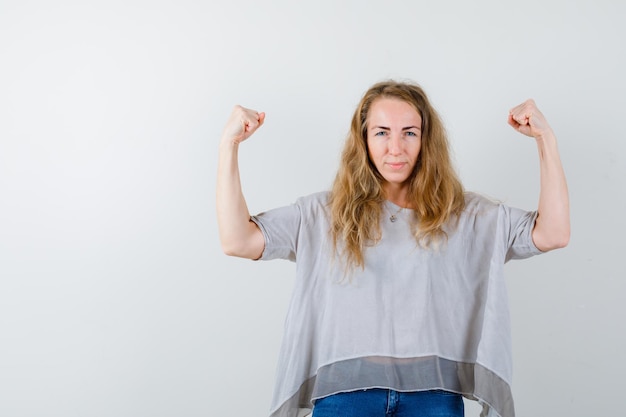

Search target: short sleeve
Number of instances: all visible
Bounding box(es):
[250,202,302,262]
[502,204,543,262]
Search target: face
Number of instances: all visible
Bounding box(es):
[366,97,422,194]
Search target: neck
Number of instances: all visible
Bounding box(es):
[383,183,410,208]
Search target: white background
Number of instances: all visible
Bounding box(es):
[1,1,624,416]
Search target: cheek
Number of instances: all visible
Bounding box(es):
[365,145,383,172]
[369,145,386,165]
[366,140,378,159]
[413,142,422,160]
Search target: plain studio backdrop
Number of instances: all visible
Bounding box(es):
[1,1,624,416]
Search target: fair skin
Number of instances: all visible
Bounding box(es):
[366,97,422,208]
[508,99,570,251]
[216,105,265,259]
[217,98,569,259]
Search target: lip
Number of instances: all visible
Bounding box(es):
[386,162,407,170]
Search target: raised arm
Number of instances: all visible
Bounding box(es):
[508,99,570,252]
[217,105,266,259]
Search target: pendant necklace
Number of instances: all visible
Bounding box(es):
[387,204,404,222]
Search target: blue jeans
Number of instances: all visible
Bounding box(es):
[312,389,464,417]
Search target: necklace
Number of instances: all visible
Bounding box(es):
[387,204,404,222]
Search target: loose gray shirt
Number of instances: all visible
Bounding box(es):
[251,191,541,417]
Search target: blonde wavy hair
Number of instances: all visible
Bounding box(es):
[329,80,465,269]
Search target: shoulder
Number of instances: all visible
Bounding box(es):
[286,191,330,222]
[463,191,500,213]
[462,191,535,227]
[294,191,331,211]
[295,191,330,204]
[256,192,329,219]
[458,192,510,228]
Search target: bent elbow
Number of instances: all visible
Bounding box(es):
[552,225,571,249]
[547,237,569,251]
[535,229,570,252]
[221,243,238,257]
[218,222,265,259]
[220,237,264,260]
[553,231,570,249]
[220,240,247,258]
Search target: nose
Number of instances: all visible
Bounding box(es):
[388,134,402,155]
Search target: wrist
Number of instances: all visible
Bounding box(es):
[219,136,242,150]
[534,131,563,163]
[534,129,557,146]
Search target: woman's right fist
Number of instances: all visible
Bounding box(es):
[221,105,265,145]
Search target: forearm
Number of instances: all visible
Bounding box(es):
[533,132,570,251]
[216,141,264,258]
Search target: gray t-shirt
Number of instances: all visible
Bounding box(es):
[251,191,541,417]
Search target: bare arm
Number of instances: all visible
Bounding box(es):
[508,99,570,252]
[216,105,266,259]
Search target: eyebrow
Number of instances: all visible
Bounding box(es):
[371,125,421,131]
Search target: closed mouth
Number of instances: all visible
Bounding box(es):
[386,162,407,170]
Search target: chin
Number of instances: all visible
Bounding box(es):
[383,175,410,184]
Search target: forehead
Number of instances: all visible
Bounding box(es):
[367,97,422,126]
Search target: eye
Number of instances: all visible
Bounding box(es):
[405,131,418,137]
[374,131,387,136]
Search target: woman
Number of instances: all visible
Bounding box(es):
[217,81,569,417]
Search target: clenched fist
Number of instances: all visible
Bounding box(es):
[508,99,553,140]
[221,105,266,146]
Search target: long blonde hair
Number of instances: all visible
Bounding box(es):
[329,80,465,269]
